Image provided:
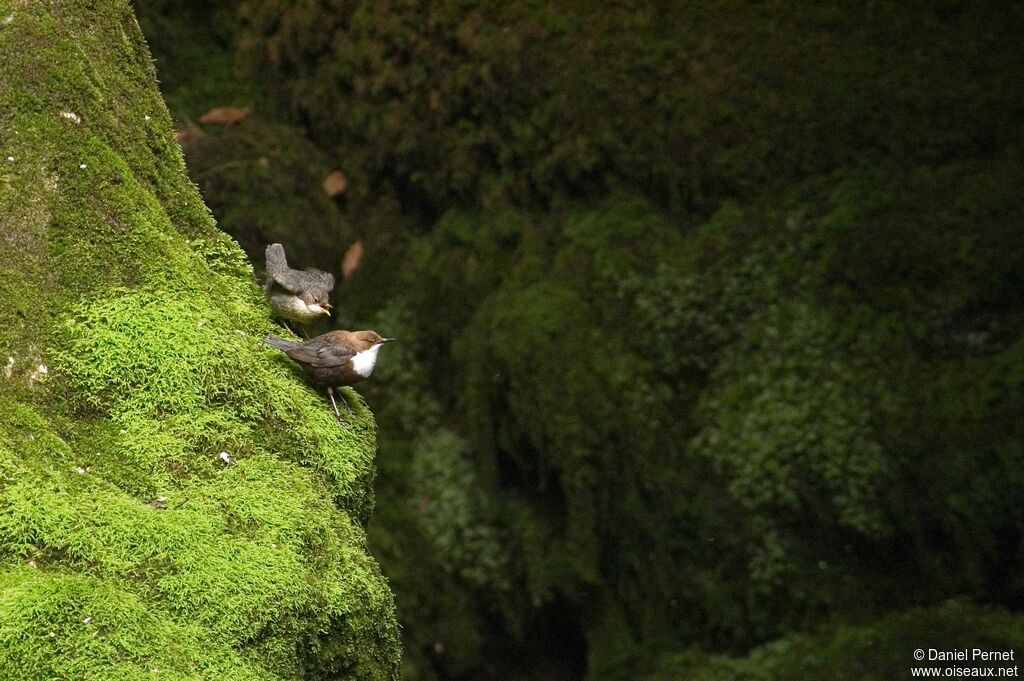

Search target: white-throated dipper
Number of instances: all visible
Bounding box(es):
[264,330,394,417]
[264,243,335,333]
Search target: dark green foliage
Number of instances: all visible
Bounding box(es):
[233,0,1024,216]
[635,603,1024,681]
[134,0,1024,679]
[135,0,254,121]
[181,119,354,275]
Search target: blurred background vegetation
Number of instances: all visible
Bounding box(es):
[134,1,1024,678]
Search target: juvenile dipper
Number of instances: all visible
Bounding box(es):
[264,243,335,333]
[264,330,394,417]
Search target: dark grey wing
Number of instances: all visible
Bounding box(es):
[272,267,335,295]
[284,335,354,367]
[270,269,308,293]
[311,342,354,367]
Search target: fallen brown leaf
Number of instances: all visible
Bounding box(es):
[322,170,348,197]
[199,105,251,125]
[341,240,364,279]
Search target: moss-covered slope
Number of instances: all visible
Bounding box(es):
[0,2,399,679]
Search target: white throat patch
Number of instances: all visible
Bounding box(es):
[351,344,382,378]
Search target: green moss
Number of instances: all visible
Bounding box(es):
[0,568,272,680]
[0,2,399,679]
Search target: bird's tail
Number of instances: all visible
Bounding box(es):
[264,336,298,352]
[265,243,289,276]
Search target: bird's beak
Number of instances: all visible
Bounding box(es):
[321,307,332,316]
[382,337,396,343]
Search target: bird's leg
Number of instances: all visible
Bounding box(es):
[327,387,341,419]
[330,386,356,419]
[282,320,298,336]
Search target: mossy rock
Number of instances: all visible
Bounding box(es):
[0,2,399,679]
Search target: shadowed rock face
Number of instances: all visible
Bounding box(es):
[0,2,399,679]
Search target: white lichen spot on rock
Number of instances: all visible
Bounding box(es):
[29,363,48,385]
[60,111,82,124]
[219,451,233,465]
[5,156,13,162]
[78,163,87,169]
